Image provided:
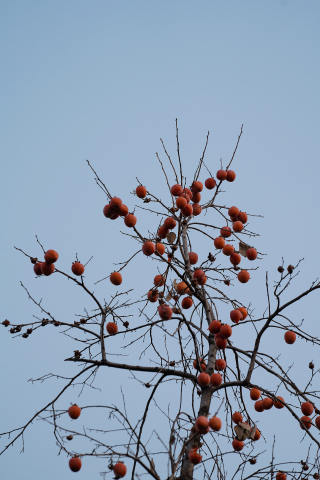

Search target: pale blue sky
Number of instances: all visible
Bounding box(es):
[1,2,320,479]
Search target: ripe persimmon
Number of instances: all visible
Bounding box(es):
[261,398,273,410]
[228,206,240,217]
[191,191,201,203]
[41,262,55,276]
[192,204,202,216]
[232,412,243,424]
[182,187,192,198]
[155,243,164,255]
[209,416,222,431]
[226,170,236,182]
[142,242,155,256]
[250,388,261,401]
[176,196,187,209]
[197,372,210,386]
[216,169,227,181]
[193,269,207,285]
[220,324,232,339]
[238,270,250,283]
[284,331,296,344]
[191,181,203,193]
[114,462,127,478]
[233,221,244,233]
[33,263,42,275]
[136,186,147,198]
[110,272,122,286]
[215,333,227,349]
[220,226,232,238]
[222,244,235,256]
[158,304,173,320]
[253,428,260,441]
[273,396,285,409]
[181,297,193,309]
[176,281,189,294]
[300,416,312,430]
[110,197,122,208]
[237,307,247,320]
[246,248,257,260]
[276,473,287,480]
[232,438,244,451]
[193,358,206,371]
[158,226,169,238]
[210,373,223,387]
[230,310,242,324]
[164,217,177,230]
[106,322,118,335]
[214,237,225,249]
[238,211,248,223]
[154,275,165,287]
[71,262,84,276]
[147,290,158,303]
[254,400,264,412]
[301,402,314,416]
[68,405,81,419]
[188,448,202,465]
[215,359,226,371]
[118,204,129,216]
[124,214,137,228]
[208,320,221,334]
[44,250,59,264]
[230,253,241,266]
[69,457,82,472]
[195,416,209,433]
[315,416,320,429]
[205,178,216,189]
[170,184,183,196]
[181,204,193,217]
[189,252,198,264]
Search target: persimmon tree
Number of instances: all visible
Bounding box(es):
[2,123,320,480]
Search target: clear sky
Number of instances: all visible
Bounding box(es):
[1,1,320,479]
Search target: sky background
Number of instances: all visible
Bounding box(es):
[1,1,320,479]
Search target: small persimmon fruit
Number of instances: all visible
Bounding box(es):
[195,416,209,433]
[156,243,165,255]
[176,196,187,209]
[250,388,261,401]
[68,405,81,419]
[230,310,242,324]
[158,226,169,238]
[181,297,193,309]
[246,248,257,260]
[136,186,147,198]
[228,206,240,217]
[261,398,273,410]
[114,462,127,478]
[210,373,223,387]
[118,204,129,216]
[191,181,203,193]
[44,250,59,264]
[106,322,118,335]
[188,448,202,465]
[71,262,84,276]
[147,290,158,303]
[233,221,244,233]
[124,214,137,228]
[205,178,216,189]
[301,402,314,416]
[69,457,82,472]
[154,274,165,287]
[273,396,285,409]
[215,333,227,350]
[34,263,43,276]
[253,428,260,441]
[193,358,206,371]
[110,272,122,286]
[176,281,189,294]
[215,359,226,371]
[220,324,232,339]
[222,244,235,256]
[238,270,250,283]
[209,416,222,431]
[170,184,183,196]
[220,226,232,238]
[300,416,312,430]
[208,320,221,334]
[197,372,210,386]
[189,252,198,264]
[230,253,241,266]
[41,262,55,276]
[191,191,201,203]
[142,242,155,256]
[110,197,122,208]
[214,237,225,249]
[276,473,287,480]
[216,169,227,181]
[181,204,193,217]
[192,204,202,216]
[164,217,177,230]
[237,307,247,320]
[315,416,320,429]
[254,400,264,412]
[284,331,296,344]
[193,269,207,285]
[226,170,236,182]
[232,412,243,424]
[238,211,248,223]
[158,304,173,320]
[232,438,244,451]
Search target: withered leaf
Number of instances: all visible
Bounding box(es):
[239,241,251,257]
[166,232,176,244]
[234,422,256,441]
[165,288,174,302]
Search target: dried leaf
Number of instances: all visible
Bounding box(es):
[166,232,176,244]
[239,241,251,257]
[234,422,256,440]
[165,289,174,302]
